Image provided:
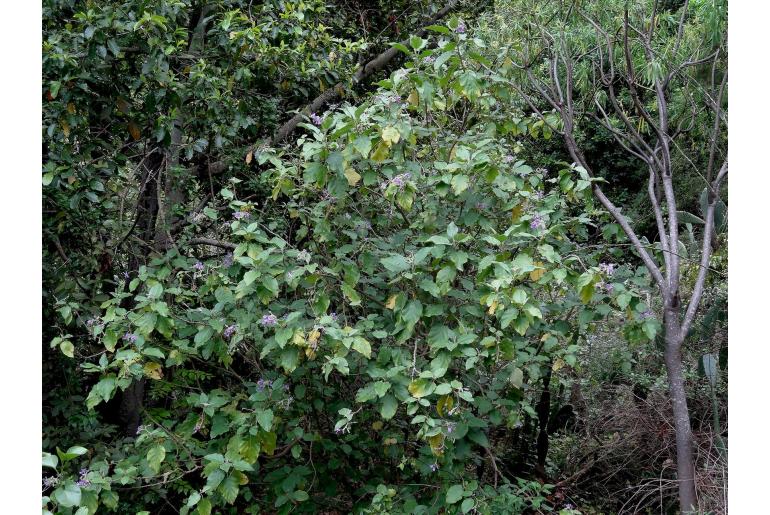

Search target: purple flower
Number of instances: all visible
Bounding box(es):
[76,468,91,487]
[330,312,338,322]
[193,261,205,272]
[283,384,290,392]
[257,378,272,390]
[261,313,278,327]
[429,462,439,472]
[42,476,59,489]
[233,210,250,220]
[122,332,138,343]
[530,213,546,231]
[86,318,97,327]
[123,271,130,279]
[335,427,343,434]
[475,202,488,211]
[223,324,238,339]
[503,154,515,164]
[534,190,544,200]
[310,112,323,126]
[424,55,435,65]
[598,262,616,276]
[136,425,146,435]
[446,422,456,434]
[222,253,233,267]
[564,503,575,510]
[455,21,466,34]
[536,167,549,176]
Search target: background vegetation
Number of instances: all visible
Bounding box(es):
[42,1,726,513]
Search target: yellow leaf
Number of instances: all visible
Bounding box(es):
[436,395,454,417]
[487,299,499,315]
[529,261,545,281]
[385,294,397,310]
[67,102,76,114]
[407,90,419,107]
[235,470,249,485]
[308,329,321,345]
[449,146,456,161]
[552,358,565,372]
[305,347,316,360]
[428,434,445,456]
[143,362,163,380]
[128,121,140,141]
[116,97,130,114]
[383,437,397,446]
[381,126,401,147]
[372,421,383,431]
[289,209,299,219]
[344,167,361,186]
[293,330,306,346]
[61,120,70,138]
[371,141,390,162]
[511,204,524,222]
[245,151,253,164]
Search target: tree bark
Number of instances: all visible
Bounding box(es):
[664,309,697,513]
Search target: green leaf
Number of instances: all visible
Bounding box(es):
[60,340,74,358]
[256,409,274,431]
[381,254,410,274]
[446,484,465,504]
[425,24,451,34]
[147,444,166,474]
[352,337,372,359]
[342,283,362,306]
[461,498,475,513]
[53,482,81,508]
[352,136,372,158]
[218,473,239,504]
[380,395,398,419]
[42,452,58,469]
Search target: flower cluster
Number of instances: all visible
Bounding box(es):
[260,313,278,327]
[76,468,91,488]
[381,173,411,191]
[192,414,204,435]
[122,332,138,343]
[320,188,336,203]
[423,55,435,65]
[429,462,439,472]
[309,112,323,126]
[193,261,205,272]
[222,253,234,267]
[455,21,467,34]
[536,167,549,176]
[596,280,614,294]
[503,154,515,164]
[257,377,273,390]
[376,93,402,105]
[42,476,59,489]
[233,210,250,220]
[530,213,546,231]
[330,312,339,322]
[296,249,311,263]
[223,324,238,339]
[598,262,616,276]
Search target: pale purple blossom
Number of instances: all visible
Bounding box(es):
[321,189,336,202]
[136,424,146,435]
[122,332,138,343]
[475,202,488,210]
[42,476,59,489]
[424,55,435,65]
[123,271,130,279]
[383,173,411,190]
[223,324,238,339]
[330,312,338,322]
[446,422,456,434]
[536,167,548,176]
[455,21,466,34]
[530,213,546,230]
[598,262,616,276]
[534,190,544,200]
[76,468,91,487]
[222,253,233,267]
[261,313,278,327]
[503,154,515,164]
[429,462,439,472]
[310,112,323,126]
[257,378,272,390]
[233,210,250,220]
[193,261,205,272]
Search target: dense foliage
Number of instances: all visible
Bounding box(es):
[43,1,726,514]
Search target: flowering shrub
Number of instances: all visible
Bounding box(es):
[44,19,659,515]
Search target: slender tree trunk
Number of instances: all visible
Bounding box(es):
[664,308,697,513]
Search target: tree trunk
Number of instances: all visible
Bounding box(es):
[664,309,697,513]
